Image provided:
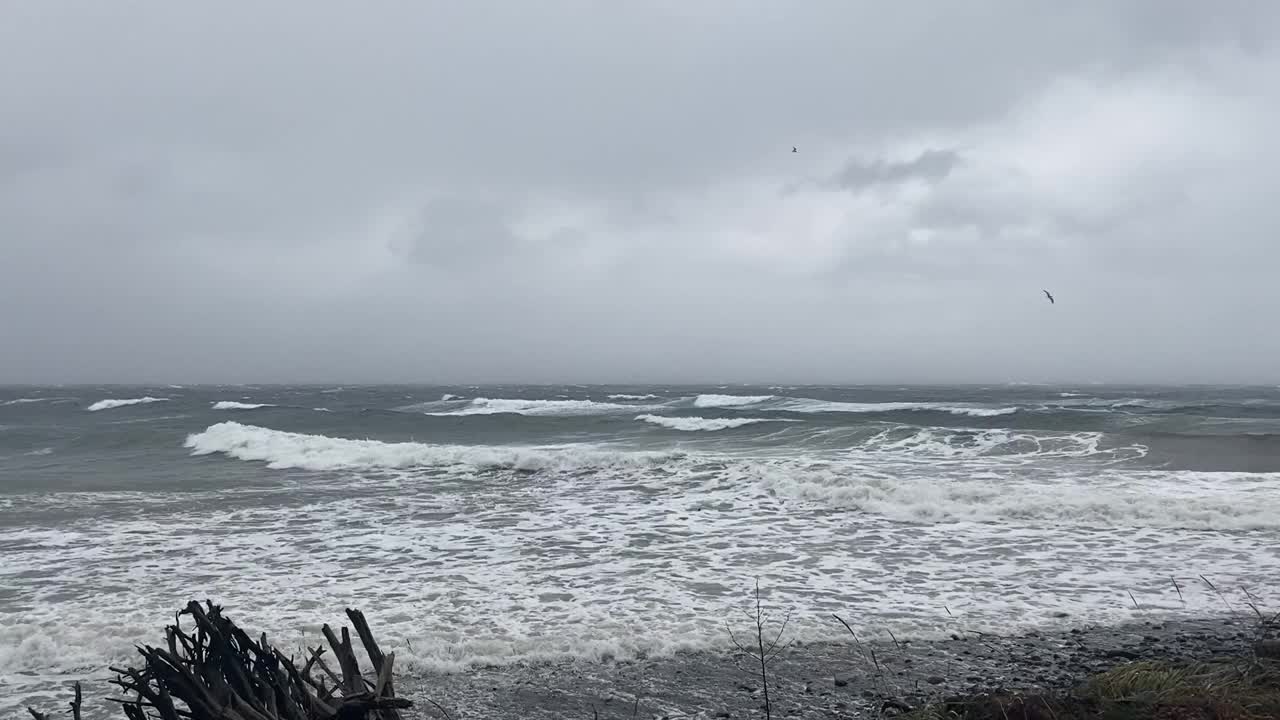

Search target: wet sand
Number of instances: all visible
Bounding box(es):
[400,617,1259,719]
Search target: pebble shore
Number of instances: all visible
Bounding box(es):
[401,617,1259,719]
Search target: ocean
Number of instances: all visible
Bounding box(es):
[3,384,1279,716]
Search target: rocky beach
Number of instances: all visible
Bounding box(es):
[401,615,1273,719]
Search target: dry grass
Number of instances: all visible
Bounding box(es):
[904,657,1280,720]
[1088,658,1280,719]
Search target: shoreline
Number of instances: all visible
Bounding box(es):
[398,616,1263,719]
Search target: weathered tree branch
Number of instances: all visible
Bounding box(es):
[32,601,414,720]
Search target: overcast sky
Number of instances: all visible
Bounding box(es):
[2,1,1278,384]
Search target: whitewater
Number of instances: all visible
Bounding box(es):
[3,384,1280,717]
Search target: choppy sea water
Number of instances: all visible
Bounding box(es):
[2,384,1279,716]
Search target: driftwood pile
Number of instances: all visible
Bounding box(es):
[27,601,414,720]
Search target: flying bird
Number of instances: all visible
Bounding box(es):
[1043,289,1055,304]
[792,146,797,153]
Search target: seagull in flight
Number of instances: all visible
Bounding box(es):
[792,146,797,153]
[1043,289,1055,304]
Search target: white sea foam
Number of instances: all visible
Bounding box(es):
[858,427,1138,462]
[609,393,660,400]
[4,449,1279,717]
[179,421,1263,531]
[780,398,1018,417]
[86,397,168,412]
[211,401,274,410]
[1,398,51,406]
[441,393,461,401]
[635,415,785,432]
[426,397,645,416]
[1112,399,1180,410]
[1048,397,1267,414]
[755,464,1280,530]
[949,406,1019,417]
[184,422,680,472]
[692,394,774,408]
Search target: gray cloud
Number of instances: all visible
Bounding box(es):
[831,149,963,191]
[385,195,520,268]
[2,1,1279,383]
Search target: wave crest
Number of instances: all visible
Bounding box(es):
[424,397,645,416]
[183,422,680,472]
[635,415,787,432]
[755,465,1280,530]
[856,427,1148,463]
[692,394,773,408]
[779,399,1017,417]
[87,397,168,412]
[212,402,274,411]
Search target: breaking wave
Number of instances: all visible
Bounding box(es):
[424,397,647,416]
[779,399,1019,417]
[686,395,1016,417]
[183,419,1274,530]
[1,398,53,406]
[754,464,1280,530]
[609,394,660,401]
[692,394,774,408]
[1048,397,1280,413]
[635,415,786,432]
[856,427,1147,462]
[211,401,274,411]
[184,422,680,472]
[86,397,168,412]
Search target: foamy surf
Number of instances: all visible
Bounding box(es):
[423,397,651,416]
[755,464,1280,530]
[6,439,1280,718]
[635,415,789,432]
[8,382,1280,718]
[778,398,1019,417]
[211,401,275,410]
[184,422,681,472]
[857,427,1148,463]
[86,397,168,412]
[692,394,774,408]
